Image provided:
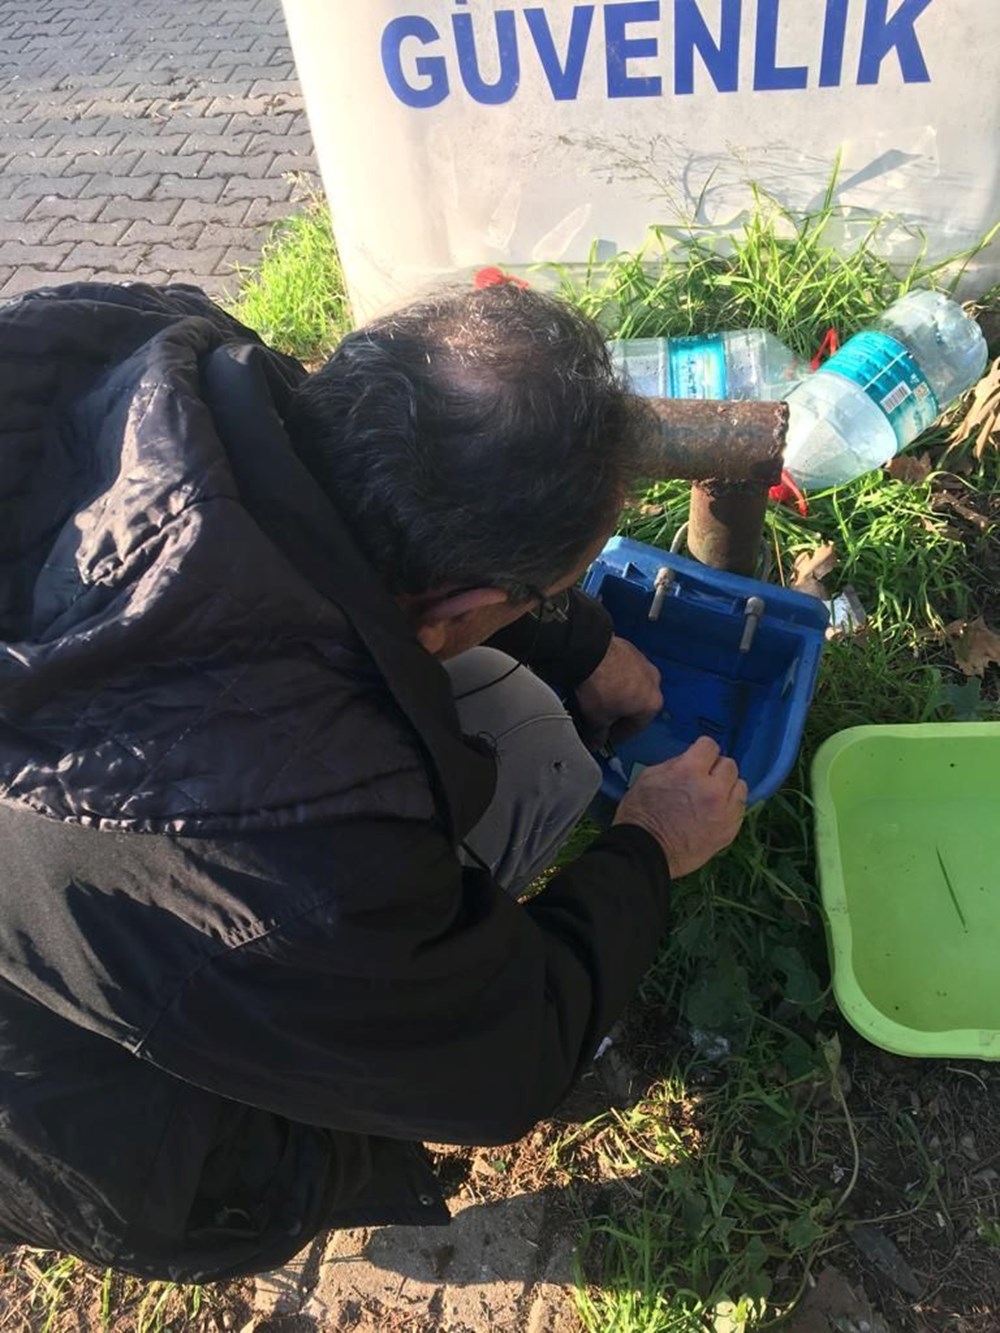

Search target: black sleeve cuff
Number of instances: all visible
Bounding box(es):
[485,588,613,693]
[587,822,672,897]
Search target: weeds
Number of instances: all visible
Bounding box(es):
[2,1246,234,1332]
[225,183,350,361]
[549,169,997,356]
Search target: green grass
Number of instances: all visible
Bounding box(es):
[549,167,999,357]
[224,186,351,361]
[2,1247,219,1333]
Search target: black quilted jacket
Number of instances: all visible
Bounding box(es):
[0,283,671,1282]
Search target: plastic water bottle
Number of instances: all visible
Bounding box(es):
[782,291,989,491]
[610,330,805,401]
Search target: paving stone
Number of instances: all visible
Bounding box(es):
[151,175,226,203]
[249,130,312,155]
[92,112,162,135]
[1,118,66,141]
[0,0,317,285]
[270,150,315,175]
[133,150,207,177]
[169,113,234,136]
[201,222,264,249]
[83,96,154,118]
[77,173,156,200]
[121,220,203,246]
[178,131,251,155]
[5,152,81,177]
[88,269,174,287]
[28,194,106,224]
[0,195,40,223]
[205,93,281,118]
[4,219,58,245]
[244,195,303,227]
[164,270,229,296]
[47,217,130,245]
[63,241,148,271]
[219,175,297,203]
[97,196,182,223]
[51,267,117,285]
[11,177,90,203]
[172,196,250,228]
[0,239,72,265]
[227,111,297,137]
[114,131,191,155]
[221,244,267,272]
[201,150,275,179]
[53,131,125,155]
[143,242,225,272]
[288,1193,584,1333]
[63,150,143,177]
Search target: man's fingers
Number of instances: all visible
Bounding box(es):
[711,755,740,787]
[684,735,721,769]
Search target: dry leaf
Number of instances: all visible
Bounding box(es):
[947,355,1000,459]
[793,543,837,583]
[638,503,664,517]
[930,491,989,530]
[784,1265,890,1333]
[886,452,932,484]
[850,1223,922,1298]
[945,616,1000,676]
[792,542,837,600]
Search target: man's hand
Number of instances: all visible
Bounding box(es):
[573,636,662,747]
[613,737,747,879]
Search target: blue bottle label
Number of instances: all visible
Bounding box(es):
[667,335,728,399]
[819,330,940,449]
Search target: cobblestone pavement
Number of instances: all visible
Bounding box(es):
[0,0,318,300]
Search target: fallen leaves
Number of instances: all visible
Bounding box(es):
[849,1223,922,1298]
[791,543,837,600]
[885,452,932,485]
[947,355,1000,459]
[945,617,1000,677]
[783,1265,890,1333]
[791,544,867,639]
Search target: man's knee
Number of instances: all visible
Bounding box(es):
[448,648,594,778]
[446,648,601,892]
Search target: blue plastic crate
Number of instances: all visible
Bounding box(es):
[582,538,829,805]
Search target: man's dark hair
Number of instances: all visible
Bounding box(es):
[285,283,652,599]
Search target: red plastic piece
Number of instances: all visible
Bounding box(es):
[473,266,529,290]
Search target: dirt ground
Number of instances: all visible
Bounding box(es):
[2,1010,999,1332]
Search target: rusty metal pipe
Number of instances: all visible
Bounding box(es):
[644,398,787,486]
[641,398,788,577]
[687,481,771,578]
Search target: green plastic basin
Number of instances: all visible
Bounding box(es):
[813,723,1000,1059]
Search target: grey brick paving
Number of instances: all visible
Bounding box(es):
[0,0,318,300]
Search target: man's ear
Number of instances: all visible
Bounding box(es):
[403,586,510,655]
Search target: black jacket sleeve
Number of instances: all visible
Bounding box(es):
[486,588,613,693]
[137,820,669,1147]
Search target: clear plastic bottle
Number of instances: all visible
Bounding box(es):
[610,330,805,401]
[782,291,989,491]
